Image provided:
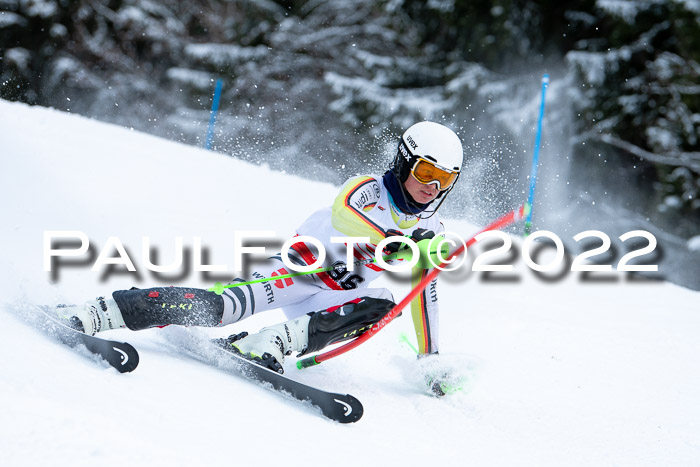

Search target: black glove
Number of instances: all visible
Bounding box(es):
[383,228,437,254]
[383,229,409,254]
[411,228,436,242]
[417,351,449,397]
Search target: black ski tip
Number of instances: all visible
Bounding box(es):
[35,304,140,373]
[329,394,363,423]
[110,342,140,373]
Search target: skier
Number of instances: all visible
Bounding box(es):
[62,121,463,391]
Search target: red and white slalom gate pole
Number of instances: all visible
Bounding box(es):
[297,204,526,369]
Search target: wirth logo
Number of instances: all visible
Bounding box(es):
[406,135,418,150]
[428,280,438,303]
[252,272,275,304]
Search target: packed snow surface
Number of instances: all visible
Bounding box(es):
[1,100,698,466]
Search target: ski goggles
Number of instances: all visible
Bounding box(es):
[411,158,460,191]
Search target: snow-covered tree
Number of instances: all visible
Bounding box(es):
[566,0,700,221]
[1,0,698,232]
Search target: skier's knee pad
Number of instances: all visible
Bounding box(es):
[304,297,395,354]
[113,287,224,330]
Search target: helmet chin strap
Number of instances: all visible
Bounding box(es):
[387,152,459,219]
[396,173,454,219]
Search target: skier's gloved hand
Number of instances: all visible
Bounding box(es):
[383,229,410,254]
[417,352,446,397]
[411,228,436,242]
[411,229,446,268]
[417,351,440,363]
[384,228,438,255]
[417,351,459,397]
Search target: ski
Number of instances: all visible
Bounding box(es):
[36,305,139,373]
[163,327,363,423]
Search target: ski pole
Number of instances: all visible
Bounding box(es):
[297,204,526,369]
[208,248,415,295]
[524,73,549,236]
[205,79,223,150]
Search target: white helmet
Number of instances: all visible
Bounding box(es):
[399,121,463,174]
[389,121,463,215]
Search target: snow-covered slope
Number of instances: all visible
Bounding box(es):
[1,100,699,466]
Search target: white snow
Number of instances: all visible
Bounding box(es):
[596,0,643,23]
[19,0,58,19]
[1,99,699,466]
[165,67,214,90]
[566,50,611,85]
[446,62,491,94]
[0,11,28,28]
[325,71,453,128]
[688,235,700,251]
[184,43,269,68]
[4,47,32,75]
[676,0,700,14]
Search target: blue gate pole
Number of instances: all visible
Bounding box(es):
[524,74,549,236]
[205,79,223,150]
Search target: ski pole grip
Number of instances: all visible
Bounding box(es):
[296,355,320,370]
[416,238,450,269]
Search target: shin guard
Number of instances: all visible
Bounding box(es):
[113,287,224,330]
[303,297,395,355]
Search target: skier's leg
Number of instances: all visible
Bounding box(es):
[217,258,324,325]
[57,296,127,335]
[60,288,226,335]
[112,287,225,330]
[303,289,396,353]
[67,256,326,335]
[281,287,395,320]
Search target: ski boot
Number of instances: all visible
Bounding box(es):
[216,296,395,373]
[55,297,126,336]
[216,315,311,374]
